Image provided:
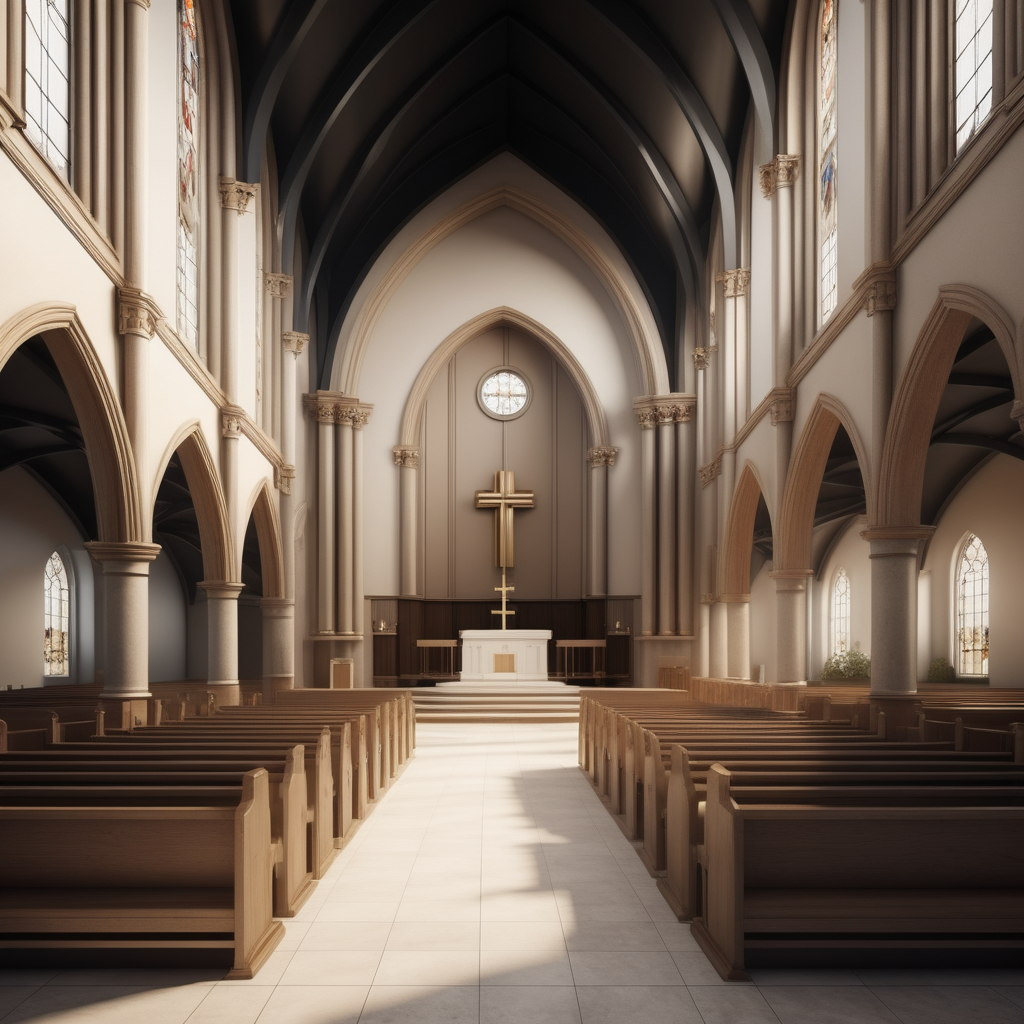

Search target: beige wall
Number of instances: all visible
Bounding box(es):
[421,326,585,600]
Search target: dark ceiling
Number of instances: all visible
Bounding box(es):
[227,0,788,389]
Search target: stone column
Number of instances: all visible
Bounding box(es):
[586,446,617,597]
[773,570,812,683]
[694,347,712,673]
[352,410,368,636]
[199,581,245,704]
[709,601,728,678]
[864,528,932,695]
[676,408,696,636]
[6,0,25,111]
[394,446,420,597]
[337,415,354,634]
[724,597,751,680]
[656,414,676,635]
[262,595,294,696]
[218,179,258,396]
[635,406,657,636]
[280,332,306,602]
[85,542,161,699]
[305,395,337,633]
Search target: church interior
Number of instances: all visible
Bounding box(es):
[1,0,1024,1020]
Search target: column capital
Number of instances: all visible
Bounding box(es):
[219,176,258,214]
[282,331,308,356]
[222,405,245,438]
[715,268,751,297]
[856,261,897,315]
[303,390,372,424]
[198,581,246,599]
[393,445,420,469]
[261,596,294,613]
[264,272,293,297]
[125,0,151,8]
[759,154,800,197]
[861,526,936,543]
[770,568,814,592]
[85,541,161,565]
[769,386,796,425]
[587,445,619,467]
[117,286,158,337]
[699,453,722,488]
[693,346,711,371]
[274,463,296,494]
[633,394,696,428]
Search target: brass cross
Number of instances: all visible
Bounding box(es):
[491,566,515,629]
[474,470,534,568]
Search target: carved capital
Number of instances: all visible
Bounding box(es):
[693,346,711,371]
[117,286,157,337]
[699,454,722,488]
[303,390,372,426]
[587,445,619,467]
[221,405,245,438]
[341,404,373,429]
[858,262,897,316]
[769,387,796,425]
[219,176,258,213]
[282,331,308,356]
[700,593,717,605]
[393,445,420,469]
[633,394,696,428]
[264,272,292,298]
[716,267,751,298]
[274,463,296,495]
[759,154,799,197]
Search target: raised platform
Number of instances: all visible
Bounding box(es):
[412,683,580,723]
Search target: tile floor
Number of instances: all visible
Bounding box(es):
[2,722,1023,1024]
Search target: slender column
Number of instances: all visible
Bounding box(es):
[110,0,124,258]
[316,413,336,632]
[695,348,712,670]
[394,446,420,597]
[587,446,617,597]
[927,0,947,186]
[199,581,244,704]
[676,415,695,635]
[709,601,728,678]
[6,0,24,111]
[218,180,257,397]
[917,569,932,676]
[352,411,367,635]
[221,409,243,572]
[725,597,751,680]
[864,529,931,695]
[656,416,676,634]
[278,331,304,685]
[337,416,354,634]
[85,541,160,699]
[637,412,656,636]
[262,596,294,696]
[773,570,812,683]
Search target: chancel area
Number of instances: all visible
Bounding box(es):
[2,0,1024,1020]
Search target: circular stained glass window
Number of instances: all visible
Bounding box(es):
[478,368,530,419]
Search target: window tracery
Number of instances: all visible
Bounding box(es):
[24,0,72,180]
[956,533,989,676]
[818,0,838,323]
[829,566,850,657]
[955,1,994,152]
[43,551,69,676]
[177,0,200,349]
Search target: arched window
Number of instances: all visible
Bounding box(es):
[818,0,838,323]
[955,533,989,676]
[955,1,994,152]
[830,566,850,656]
[24,0,72,179]
[177,0,201,349]
[43,551,70,676]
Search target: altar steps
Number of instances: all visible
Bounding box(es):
[411,685,580,723]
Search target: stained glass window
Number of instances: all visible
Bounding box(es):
[956,534,989,676]
[480,370,529,418]
[24,0,72,180]
[177,0,200,349]
[830,566,850,656]
[44,551,69,676]
[955,1,994,151]
[818,0,838,323]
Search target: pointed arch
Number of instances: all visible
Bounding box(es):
[879,286,1021,527]
[776,394,871,571]
[242,480,286,599]
[398,307,610,449]
[721,461,771,597]
[0,303,142,543]
[152,422,234,583]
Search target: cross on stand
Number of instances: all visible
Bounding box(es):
[475,469,534,631]
[491,566,515,629]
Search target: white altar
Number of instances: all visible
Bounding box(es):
[458,629,552,683]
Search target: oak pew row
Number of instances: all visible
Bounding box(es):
[693,764,1024,980]
[0,737,333,916]
[0,769,283,979]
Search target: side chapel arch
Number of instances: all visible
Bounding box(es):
[242,480,286,600]
[721,461,772,599]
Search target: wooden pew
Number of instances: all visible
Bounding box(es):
[0,769,283,979]
[692,764,1024,980]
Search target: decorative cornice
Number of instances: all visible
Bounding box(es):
[303,390,373,426]
[392,445,420,469]
[861,262,897,315]
[693,347,711,371]
[759,154,800,198]
[633,393,696,429]
[769,386,796,425]
[587,445,619,467]
[219,177,258,213]
[264,272,292,298]
[274,464,295,495]
[699,454,722,488]
[716,267,751,298]
[282,331,308,356]
[117,286,158,337]
[221,405,245,439]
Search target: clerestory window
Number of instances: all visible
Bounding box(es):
[177,0,201,349]
[955,0,994,152]
[24,0,72,180]
[818,0,838,324]
[43,550,70,676]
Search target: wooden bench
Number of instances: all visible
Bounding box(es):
[0,768,283,978]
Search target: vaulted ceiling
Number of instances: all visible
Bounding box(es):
[228,0,788,389]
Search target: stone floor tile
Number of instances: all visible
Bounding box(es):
[481,920,566,950]
[480,949,575,986]
[385,921,480,951]
[687,986,784,1024]
[759,986,902,1024]
[479,985,581,1024]
[563,921,666,952]
[314,902,400,923]
[0,988,38,1019]
[184,985,274,1024]
[252,985,367,1024]
[0,984,210,1024]
[575,985,703,1024]
[358,985,479,1024]
[277,950,382,987]
[373,951,479,986]
[298,921,393,951]
[567,951,684,987]
[870,986,1024,1024]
